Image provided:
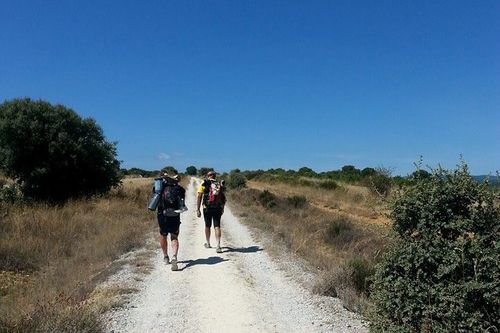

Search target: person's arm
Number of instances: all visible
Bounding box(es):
[221,191,226,215]
[196,181,204,218]
[196,192,203,217]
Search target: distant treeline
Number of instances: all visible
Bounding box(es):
[238,165,383,182]
[121,168,161,178]
[120,165,209,178]
[121,165,499,188]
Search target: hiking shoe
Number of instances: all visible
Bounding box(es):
[171,256,178,271]
[216,247,222,253]
[164,255,170,264]
[204,243,211,248]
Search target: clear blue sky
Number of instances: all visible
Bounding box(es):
[1,1,499,175]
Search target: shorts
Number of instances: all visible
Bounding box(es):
[203,209,222,228]
[157,213,181,236]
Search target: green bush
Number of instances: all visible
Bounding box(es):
[0,98,120,202]
[286,195,307,208]
[367,168,393,197]
[370,163,500,333]
[0,184,22,204]
[227,173,247,189]
[347,257,374,294]
[325,218,354,245]
[298,178,315,187]
[258,190,276,208]
[319,180,338,190]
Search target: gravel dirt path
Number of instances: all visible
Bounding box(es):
[104,178,368,333]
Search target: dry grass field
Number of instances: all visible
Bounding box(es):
[0,177,159,332]
[228,178,392,313]
[248,179,390,228]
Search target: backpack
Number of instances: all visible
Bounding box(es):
[160,178,183,211]
[203,179,225,209]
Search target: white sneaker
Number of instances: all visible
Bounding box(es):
[171,256,178,271]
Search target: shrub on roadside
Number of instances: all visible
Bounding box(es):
[258,190,277,208]
[319,180,338,190]
[298,178,315,187]
[286,195,307,208]
[313,266,350,298]
[325,217,355,245]
[366,168,393,197]
[370,163,500,333]
[1,294,102,333]
[227,172,247,189]
[347,257,374,294]
[313,263,371,313]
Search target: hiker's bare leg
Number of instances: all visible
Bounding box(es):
[205,227,211,246]
[171,233,179,257]
[215,226,221,248]
[159,235,168,256]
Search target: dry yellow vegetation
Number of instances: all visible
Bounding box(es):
[228,179,391,313]
[0,177,156,332]
[248,179,391,228]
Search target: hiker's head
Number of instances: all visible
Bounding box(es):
[207,171,216,179]
[160,171,178,181]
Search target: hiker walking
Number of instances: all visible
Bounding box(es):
[196,171,226,253]
[152,172,186,271]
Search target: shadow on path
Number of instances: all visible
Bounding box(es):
[222,246,263,253]
[178,256,229,271]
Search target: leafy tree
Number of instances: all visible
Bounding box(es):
[127,167,147,176]
[198,167,214,177]
[409,169,431,181]
[243,169,265,180]
[339,165,361,182]
[298,166,316,177]
[185,165,197,175]
[268,168,286,175]
[341,165,358,173]
[361,167,377,178]
[0,98,120,202]
[161,166,178,176]
[125,167,158,178]
[370,163,500,332]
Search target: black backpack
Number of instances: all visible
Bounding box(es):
[160,178,183,210]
